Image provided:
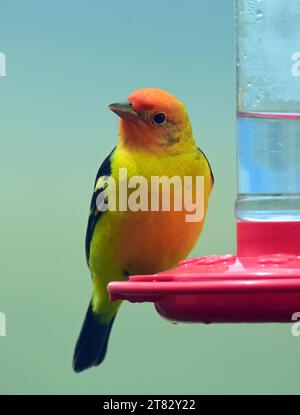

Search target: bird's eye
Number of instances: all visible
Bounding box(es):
[153,112,167,125]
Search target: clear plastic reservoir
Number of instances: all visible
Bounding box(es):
[236,0,300,221]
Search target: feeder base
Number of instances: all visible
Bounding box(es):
[108,253,300,324]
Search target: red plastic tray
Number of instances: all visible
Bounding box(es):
[108,254,300,323]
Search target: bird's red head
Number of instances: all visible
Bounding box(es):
[108,88,193,153]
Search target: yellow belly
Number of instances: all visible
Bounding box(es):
[89,146,211,277]
[88,146,212,321]
[117,209,204,274]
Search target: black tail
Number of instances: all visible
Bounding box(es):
[73,302,115,373]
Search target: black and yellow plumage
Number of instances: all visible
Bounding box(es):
[73,88,213,372]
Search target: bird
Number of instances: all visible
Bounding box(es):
[73,88,214,373]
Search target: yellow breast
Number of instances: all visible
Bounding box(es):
[89,145,212,278]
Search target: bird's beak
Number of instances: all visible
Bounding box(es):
[108,101,139,120]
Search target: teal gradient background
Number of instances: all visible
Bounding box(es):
[0,0,299,394]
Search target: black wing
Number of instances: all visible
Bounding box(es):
[85,148,116,263]
[197,147,214,186]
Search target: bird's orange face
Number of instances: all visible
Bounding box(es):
[109,88,193,152]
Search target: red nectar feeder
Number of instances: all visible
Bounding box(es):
[108,0,300,324]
